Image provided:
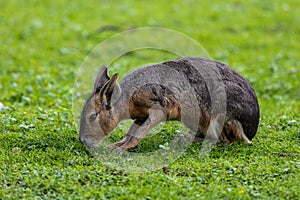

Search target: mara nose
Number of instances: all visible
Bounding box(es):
[79,136,97,148]
[79,136,88,146]
[79,137,89,146]
[79,136,83,144]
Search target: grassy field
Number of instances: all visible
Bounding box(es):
[1,0,299,199]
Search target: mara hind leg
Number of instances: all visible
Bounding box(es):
[193,130,205,143]
[221,120,252,144]
[194,115,226,144]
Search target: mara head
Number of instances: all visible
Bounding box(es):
[79,66,121,148]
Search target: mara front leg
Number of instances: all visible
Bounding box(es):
[107,120,143,148]
[112,108,166,154]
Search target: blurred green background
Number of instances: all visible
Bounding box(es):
[0,0,299,199]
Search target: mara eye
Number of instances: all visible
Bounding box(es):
[89,113,97,122]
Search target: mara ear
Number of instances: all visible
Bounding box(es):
[93,65,110,92]
[94,73,121,111]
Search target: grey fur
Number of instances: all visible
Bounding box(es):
[79,57,259,153]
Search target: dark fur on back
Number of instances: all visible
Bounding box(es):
[80,56,260,150]
[162,57,259,140]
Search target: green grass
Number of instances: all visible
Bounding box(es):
[1,0,299,199]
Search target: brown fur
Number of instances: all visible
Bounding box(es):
[79,57,260,152]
